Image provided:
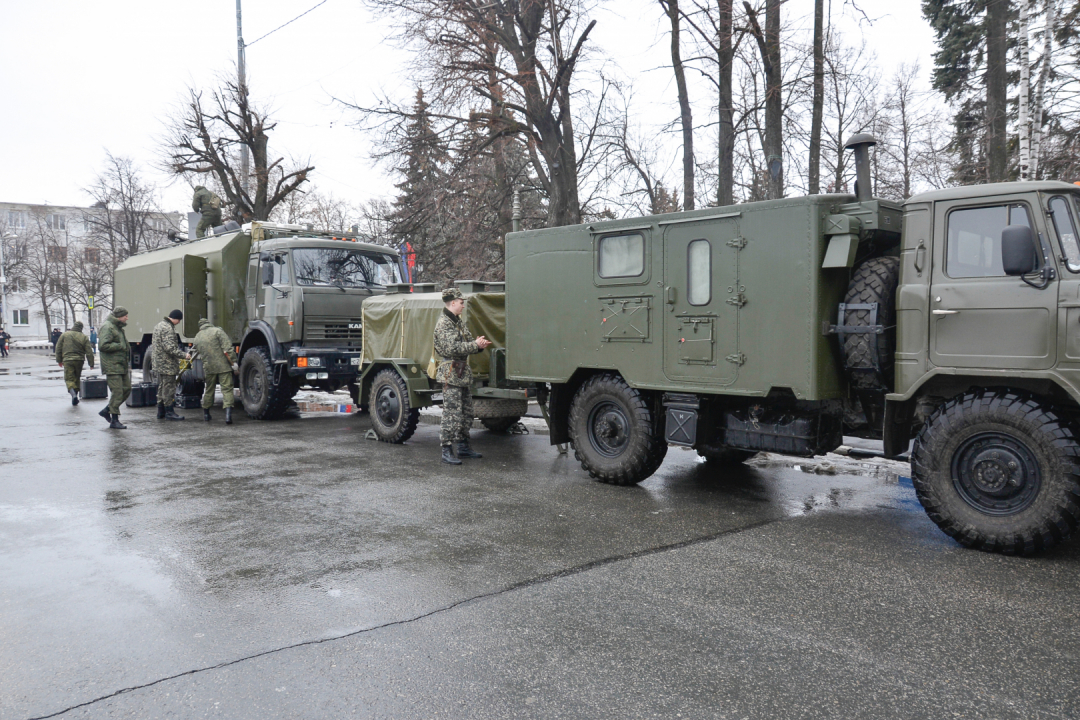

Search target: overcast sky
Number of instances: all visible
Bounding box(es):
[0,0,937,216]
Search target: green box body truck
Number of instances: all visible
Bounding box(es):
[114,221,405,418]
[503,137,1080,555]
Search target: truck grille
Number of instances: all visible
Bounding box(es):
[304,317,363,347]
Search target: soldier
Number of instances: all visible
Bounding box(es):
[433,287,492,465]
[97,307,132,430]
[0,327,9,357]
[192,318,237,424]
[192,185,223,239]
[152,309,190,421]
[55,321,95,405]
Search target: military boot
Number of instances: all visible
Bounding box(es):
[99,405,111,423]
[109,414,127,430]
[203,409,212,422]
[441,446,462,465]
[164,405,185,421]
[225,408,233,425]
[456,440,482,459]
[70,388,80,406]
[156,403,167,419]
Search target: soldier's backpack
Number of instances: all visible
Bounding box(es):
[209,193,222,210]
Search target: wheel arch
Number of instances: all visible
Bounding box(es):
[359,359,432,409]
[240,322,283,361]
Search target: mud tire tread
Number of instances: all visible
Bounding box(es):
[240,345,296,420]
[842,256,900,390]
[369,369,419,444]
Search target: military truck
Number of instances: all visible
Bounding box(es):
[357,281,530,443]
[505,135,1080,555]
[113,221,405,419]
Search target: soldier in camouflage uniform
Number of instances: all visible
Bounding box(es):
[152,309,190,421]
[192,185,223,239]
[97,307,132,429]
[192,318,237,424]
[433,287,492,464]
[55,321,95,405]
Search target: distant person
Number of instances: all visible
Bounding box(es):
[192,185,223,239]
[55,321,95,405]
[152,310,190,421]
[49,327,61,351]
[0,328,9,357]
[97,307,132,430]
[433,287,491,465]
[192,318,237,424]
[89,326,97,352]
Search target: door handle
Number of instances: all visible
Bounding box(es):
[666,286,676,305]
[915,242,926,273]
[932,309,959,315]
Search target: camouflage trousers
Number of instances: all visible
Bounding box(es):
[63,360,86,391]
[202,371,235,409]
[157,371,178,407]
[106,372,131,414]
[440,384,474,446]
[196,211,222,238]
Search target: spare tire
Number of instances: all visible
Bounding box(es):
[841,256,900,391]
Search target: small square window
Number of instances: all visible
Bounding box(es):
[46,214,66,231]
[598,233,645,278]
[13,309,29,325]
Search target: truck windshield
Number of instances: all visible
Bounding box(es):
[293,248,402,289]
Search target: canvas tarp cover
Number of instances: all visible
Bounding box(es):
[362,292,506,379]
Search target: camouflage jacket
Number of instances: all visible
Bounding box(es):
[55,330,94,367]
[433,309,480,387]
[152,319,187,374]
[192,186,221,216]
[97,315,130,376]
[193,318,236,375]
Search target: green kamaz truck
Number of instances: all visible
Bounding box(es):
[504,135,1080,555]
[113,221,405,418]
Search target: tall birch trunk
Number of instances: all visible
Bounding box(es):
[1032,0,1056,179]
[1019,0,1031,181]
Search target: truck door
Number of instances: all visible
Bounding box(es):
[258,251,293,342]
[662,219,741,384]
[182,254,207,338]
[929,198,1057,370]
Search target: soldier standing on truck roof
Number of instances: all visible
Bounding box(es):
[55,321,95,406]
[433,287,492,465]
[152,310,190,421]
[97,307,132,430]
[192,318,237,424]
[192,185,223,239]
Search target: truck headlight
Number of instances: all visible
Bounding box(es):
[306,372,317,380]
[308,357,323,367]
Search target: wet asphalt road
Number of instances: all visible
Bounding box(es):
[1,351,1078,720]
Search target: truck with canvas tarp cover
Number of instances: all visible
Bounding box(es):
[357,281,530,443]
[504,134,1080,555]
[113,221,405,419]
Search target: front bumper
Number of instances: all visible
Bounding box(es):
[287,348,363,381]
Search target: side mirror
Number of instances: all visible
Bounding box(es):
[1002,225,1036,275]
[261,261,275,286]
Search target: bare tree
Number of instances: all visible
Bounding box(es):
[808,0,825,194]
[744,0,783,199]
[660,0,695,210]
[162,78,313,222]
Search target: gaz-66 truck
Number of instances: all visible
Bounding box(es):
[114,221,405,418]
[502,135,1080,556]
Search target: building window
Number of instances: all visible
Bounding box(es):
[12,309,28,325]
[84,247,101,265]
[49,279,63,294]
[47,245,67,263]
[46,214,66,231]
[7,211,24,229]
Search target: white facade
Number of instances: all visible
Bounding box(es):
[1,201,182,340]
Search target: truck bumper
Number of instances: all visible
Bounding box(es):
[287,348,363,381]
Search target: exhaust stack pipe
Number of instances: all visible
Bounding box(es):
[844,133,877,201]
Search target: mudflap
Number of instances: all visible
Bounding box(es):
[883,399,914,458]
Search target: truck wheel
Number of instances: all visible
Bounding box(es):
[481,416,521,433]
[239,346,297,420]
[911,389,1080,555]
[697,447,757,465]
[842,256,900,390]
[473,397,529,419]
[568,373,667,485]
[369,369,419,443]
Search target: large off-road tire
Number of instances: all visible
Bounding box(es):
[369,369,419,443]
[481,416,522,433]
[239,345,297,420]
[475,398,527,433]
[568,373,668,486]
[697,446,757,466]
[842,256,900,390]
[911,389,1080,555]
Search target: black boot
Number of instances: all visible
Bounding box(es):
[204,409,212,422]
[109,414,127,430]
[441,445,462,465]
[157,403,167,419]
[225,408,233,425]
[456,440,482,459]
[164,405,185,421]
[70,388,80,406]
[99,405,111,422]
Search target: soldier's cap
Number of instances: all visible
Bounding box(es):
[442,287,463,303]
[112,306,129,318]
[169,309,183,321]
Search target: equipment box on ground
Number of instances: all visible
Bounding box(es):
[126,382,158,408]
[80,375,108,399]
